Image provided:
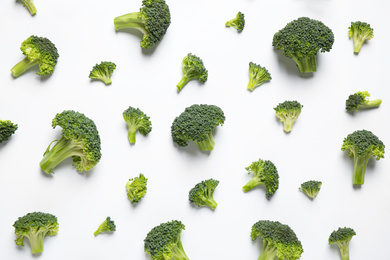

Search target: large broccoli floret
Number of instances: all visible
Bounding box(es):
[11,35,59,77]
[299,180,322,199]
[341,129,385,185]
[247,62,272,92]
[123,106,152,144]
[176,53,208,92]
[39,110,102,174]
[171,104,225,151]
[251,220,304,260]
[225,12,245,31]
[144,220,189,260]
[13,212,59,254]
[349,21,374,54]
[272,17,334,73]
[329,227,356,260]
[0,119,18,144]
[94,217,116,236]
[274,100,303,132]
[21,0,37,15]
[345,91,381,112]
[89,61,116,85]
[114,0,171,49]
[189,178,219,210]
[126,173,148,203]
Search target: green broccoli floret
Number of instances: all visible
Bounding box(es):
[94,217,116,236]
[299,180,322,199]
[274,101,303,133]
[171,104,225,151]
[272,17,334,73]
[21,0,37,15]
[247,62,272,92]
[345,91,381,112]
[39,110,102,174]
[0,119,18,144]
[189,178,219,210]
[251,220,304,260]
[126,173,148,203]
[348,21,374,54]
[11,35,59,77]
[176,53,208,92]
[225,12,245,31]
[114,0,171,49]
[13,212,59,254]
[123,106,152,144]
[89,61,116,85]
[329,227,356,260]
[243,159,279,199]
[144,220,189,260]
[341,129,385,185]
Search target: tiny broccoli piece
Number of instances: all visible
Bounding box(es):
[0,119,18,143]
[126,173,148,203]
[13,212,59,254]
[329,227,356,260]
[225,12,245,31]
[345,91,381,112]
[94,217,116,236]
[144,220,189,260]
[122,106,152,144]
[341,129,385,185]
[11,35,59,77]
[251,220,304,260]
[39,110,102,174]
[171,104,225,151]
[349,21,374,54]
[189,179,219,210]
[21,0,37,15]
[247,62,272,92]
[299,180,322,199]
[89,61,116,85]
[176,53,208,92]
[274,100,303,132]
[114,0,171,49]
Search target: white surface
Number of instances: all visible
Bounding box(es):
[0,0,389,259]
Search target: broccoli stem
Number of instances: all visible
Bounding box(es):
[291,55,317,73]
[171,240,189,260]
[176,75,190,92]
[23,0,37,15]
[258,241,278,260]
[352,156,371,185]
[243,178,262,192]
[201,196,218,210]
[359,99,382,109]
[128,127,137,144]
[11,57,38,77]
[195,132,215,151]
[282,119,295,132]
[114,12,147,34]
[353,40,364,54]
[29,232,46,254]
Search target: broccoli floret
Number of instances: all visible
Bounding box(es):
[176,53,208,92]
[272,17,334,73]
[349,21,374,54]
[251,220,304,260]
[122,106,152,144]
[329,227,356,260]
[189,178,219,210]
[247,62,272,92]
[21,0,37,15]
[225,12,245,31]
[94,217,116,236]
[126,173,148,203]
[39,110,102,174]
[13,212,59,254]
[11,35,59,77]
[0,119,18,143]
[144,220,189,260]
[114,0,171,49]
[345,91,381,112]
[171,104,225,151]
[299,180,322,199]
[89,61,116,85]
[274,101,303,133]
[341,129,385,185]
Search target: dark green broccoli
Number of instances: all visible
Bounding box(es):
[114,0,171,49]
[299,180,322,199]
[11,35,59,77]
[89,61,116,85]
[251,220,304,260]
[13,212,59,254]
[274,101,303,132]
[341,129,385,185]
[247,62,272,92]
[272,17,334,73]
[94,217,116,236]
[349,21,374,54]
[0,119,18,143]
[126,173,148,203]
[189,178,219,210]
[176,53,208,92]
[345,91,381,112]
[144,220,189,260]
[122,106,152,144]
[225,12,245,31]
[171,104,225,151]
[39,110,102,174]
[329,227,356,260]
[21,0,37,15]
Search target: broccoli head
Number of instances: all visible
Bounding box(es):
[225,12,245,31]
[0,119,18,143]
[11,35,59,77]
[345,91,381,112]
[176,53,208,92]
[13,212,59,254]
[21,0,37,15]
[126,173,148,203]
[348,21,374,54]
[94,217,116,236]
[329,227,356,260]
[171,104,225,151]
[341,129,385,185]
[123,106,152,144]
[114,0,171,49]
[247,62,272,92]
[274,101,303,133]
[299,180,322,199]
[272,17,334,73]
[39,110,102,174]
[89,61,116,85]
[189,178,219,210]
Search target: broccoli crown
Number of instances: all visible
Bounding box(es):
[126,173,148,203]
[299,180,322,199]
[21,0,37,15]
[123,106,152,144]
[89,61,116,85]
[274,100,303,132]
[329,227,356,260]
[188,178,220,210]
[345,91,382,112]
[251,220,303,260]
[176,53,208,92]
[247,62,272,92]
[225,11,245,31]
[348,21,374,53]
[13,212,59,254]
[94,217,116,236]
[0,119,18,143]
[171,104,225,151]
[144,220,189,260]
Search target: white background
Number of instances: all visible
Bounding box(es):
[0,0,389,259]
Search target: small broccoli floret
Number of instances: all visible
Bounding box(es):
[171,104,225,151]
[176,53,208,92]
[349,21,374,54]
[329,227,356,260]
[189,179,219,210]
[345,91,381,112]
[13,212,59,254]
[0,119,18,143]
[299,180,322,199]
[11,35,59,77]
[114,0,171,49]
[126,173,148,203]
[274,101,303,132]
[89,61,116,85]
[144,220,189,260]
[247,62,272,92]
[251,220,304,260]
[122,106,152,144]
[94,217,116,236]
[225,12,245,31]
[341,129,385,185]
[21,0,37,15]
[39,110,102,174]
